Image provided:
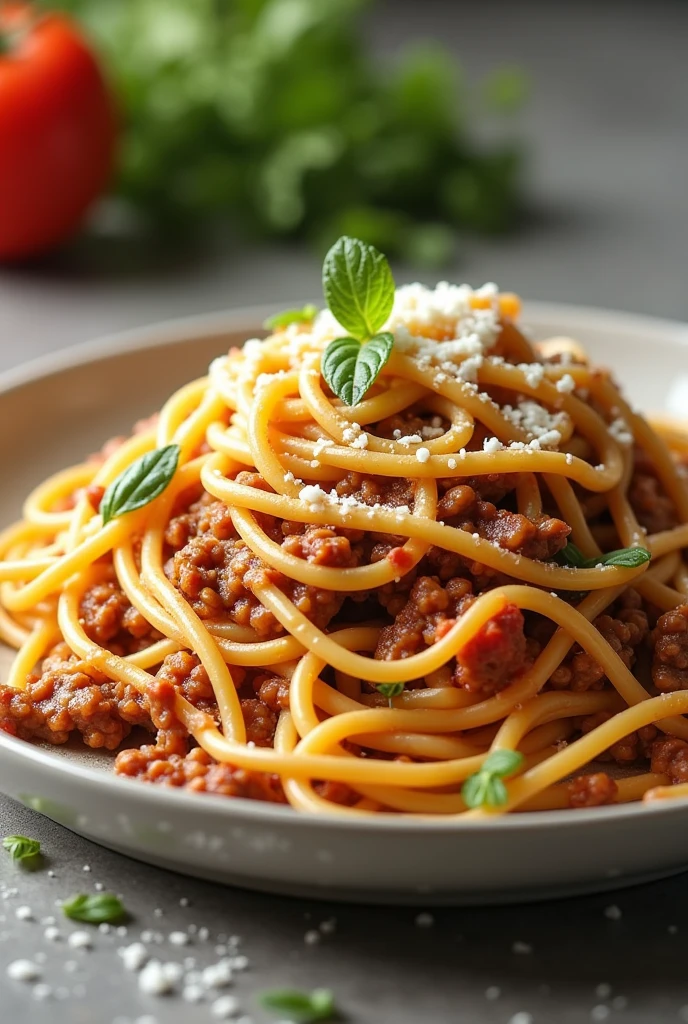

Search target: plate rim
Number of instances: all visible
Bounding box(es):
[2,299,688,835]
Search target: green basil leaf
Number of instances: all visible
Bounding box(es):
[263,304,318,330]
[322,236,395,340]
[556,543,652,571]
[462,750,523,809]
[376,682,405,708]
[585,547,652,569]
[100,444,180,525]
[482,749,524,778]
[2,835,41,863]
[261,987,335,1022]
[321,333,393,407]
[461,772,490,810]
[484,776,509,808]
[554,542,586,568]
[376,683,405,699]
[62,893,127,924]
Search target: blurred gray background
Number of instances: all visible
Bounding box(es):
[1,0,687,371]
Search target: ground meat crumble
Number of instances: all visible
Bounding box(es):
[374,575,531,695]
[567,772,618,808]
[0,644,149,750]
[651,605,688,692]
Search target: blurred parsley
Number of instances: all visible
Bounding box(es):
[43,0,527,265]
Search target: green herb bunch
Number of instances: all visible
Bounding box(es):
[43,0,527,264]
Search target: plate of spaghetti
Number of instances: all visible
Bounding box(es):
[2,236,688,904]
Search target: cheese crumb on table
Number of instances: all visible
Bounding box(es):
[7,959,42,982]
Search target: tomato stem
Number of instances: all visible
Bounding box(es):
[0,27,22,56]
[0,7,35,57]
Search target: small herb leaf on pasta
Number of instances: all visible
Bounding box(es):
[100,444,180,525]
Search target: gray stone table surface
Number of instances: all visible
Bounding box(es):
[2,1,688,1021]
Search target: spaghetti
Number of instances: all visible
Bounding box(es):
[2,270,688,818]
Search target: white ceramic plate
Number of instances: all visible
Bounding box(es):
[2,302,688,906]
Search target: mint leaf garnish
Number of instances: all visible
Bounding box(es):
[323,236,395,340]
[320,236,396,407]
[461,749,524,809]
[322,332,393,406]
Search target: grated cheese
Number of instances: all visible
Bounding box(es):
[608,417,633,446]
[517,361,545,388]
[555,373,576,394]
[312,438,334,457]
[483,437,505,453]
[7,959,41,982]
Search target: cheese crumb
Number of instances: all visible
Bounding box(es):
[211,995,240,1019]
[457,354,483,382]
[119,942,149,972]
[68,931,93,950]
[298,484,329,512]
[608,417,633,445]
[447,458,457,470]
[342,424,362,444]
[518,361,545,388]
[312,438,334,457]
[350,433,368,449]
[7,959,41,982]
[483,436,504,453]
[183,984,205,1003]
[415,447,431,464]
[556,373,576,393]
[15,906,34,921]
[138,960,183,995]
[202,960,234,988]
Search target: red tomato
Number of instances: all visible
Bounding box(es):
[0,3,116,260]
